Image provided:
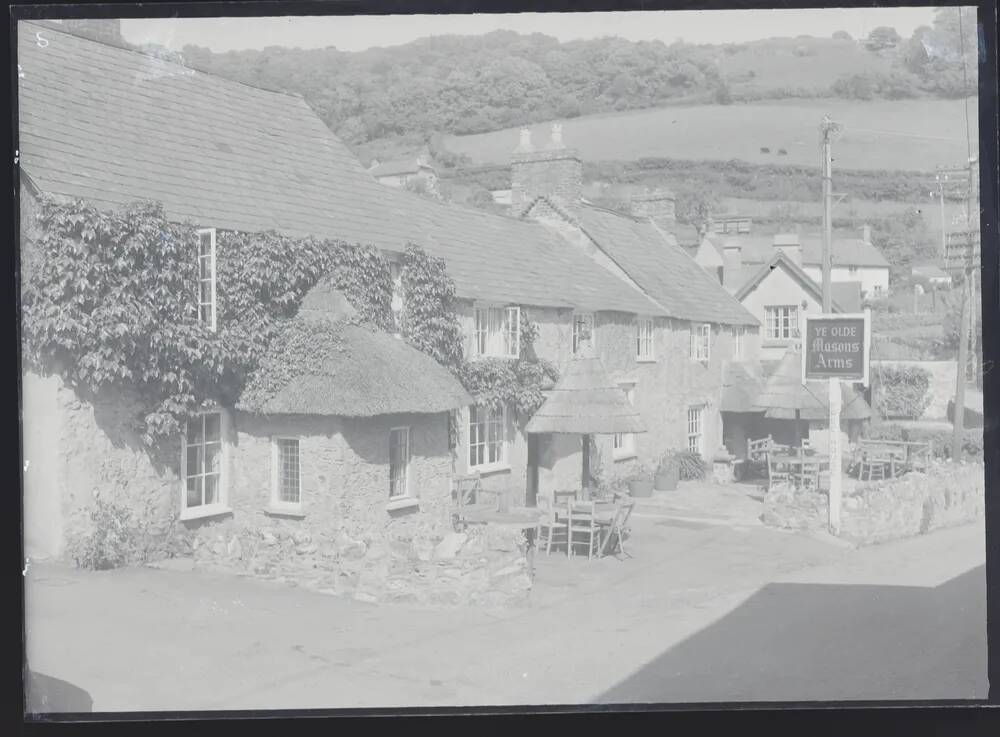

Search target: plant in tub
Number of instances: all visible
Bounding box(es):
[625,463,656,498]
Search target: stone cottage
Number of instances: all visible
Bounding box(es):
[18,22,760,582]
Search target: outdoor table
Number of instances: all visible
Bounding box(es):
[770,452,830,489]
[460,507,545,579]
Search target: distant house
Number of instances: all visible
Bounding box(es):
[368,152,439,194]
[710,214,753,235]
[490,188,512,206]
[699,230,890,299]
[911,262,953,286]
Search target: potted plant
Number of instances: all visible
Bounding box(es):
[654,451,682,491]
[626,464,655,498]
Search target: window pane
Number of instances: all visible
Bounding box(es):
[199,231,212,256]
[204,474,218,505]
[187,419,202,446]
[185,444,199,477]
[200,280,212,306]
[186,477,201,508]
[204,413,221,442]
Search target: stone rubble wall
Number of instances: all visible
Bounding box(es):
[192,516,532,608]
[761,462,985,545]
[838,462,984,545]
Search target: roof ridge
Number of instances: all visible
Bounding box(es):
[20,20,306,103]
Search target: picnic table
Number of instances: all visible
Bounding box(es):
[769,450,829,489]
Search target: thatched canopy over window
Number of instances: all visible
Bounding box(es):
[238,283,471,417]
[525,355,646,435]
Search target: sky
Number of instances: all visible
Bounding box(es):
[120,8,942,53]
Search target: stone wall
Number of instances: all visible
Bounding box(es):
[838,462,984,545]
[186,411,533,606]
[21,371,179,560]
[191,508,531,607]
[761,462,985,545]
[453,302,755,504]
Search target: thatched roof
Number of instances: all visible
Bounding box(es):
[525,355,647,435]
[721,361,766,413]
[753,349,872,420]
[238,283,471,417]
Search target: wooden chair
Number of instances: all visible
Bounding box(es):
[535,495,568,555]
[766,451,790,491]
[452,472,481,529]
[567,501,602,560]
[795,458,822,490]
[908,443,931,473]
[600,495,636,560]
[859,447,890,481]
[747,436,773,478]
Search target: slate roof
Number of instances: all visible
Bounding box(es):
[571,204,758,326]
[831,281,863,313]
[17,22,662,316]
[912,263,951,279]
[734,252,849,313]
[712,233,890,268]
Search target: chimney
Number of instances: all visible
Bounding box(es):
[510,123,582,212]
[722,243,743,292]
[862,224,872,243]
[629,188,677,235]
[773,233,802,266]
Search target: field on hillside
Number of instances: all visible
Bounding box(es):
[717,197,972,233]
[717,37,894,93]
[446,98,978,172]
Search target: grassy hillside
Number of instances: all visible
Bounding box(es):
[716,36,894,95]
[444,97,977,172]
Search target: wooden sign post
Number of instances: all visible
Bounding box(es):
[802,312,871,534]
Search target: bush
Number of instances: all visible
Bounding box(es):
[864,422,907,441]
[677,451,707,481]
[872,365,932,419]
[64,494,190,570]
[65,496,142,570]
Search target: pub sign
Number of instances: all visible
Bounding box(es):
[801,311,871,385]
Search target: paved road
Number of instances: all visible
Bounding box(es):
[24,518,986,711]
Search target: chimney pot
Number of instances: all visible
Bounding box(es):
[862,224,872,242]
[550,123,564,149]
[517,128,533,153]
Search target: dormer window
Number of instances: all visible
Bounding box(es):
[635,317,655,361]
[197,228,217,331]
[690,323,711,363]
[389,261,404,333]
[472,305,520,359]
[572,312,595,355]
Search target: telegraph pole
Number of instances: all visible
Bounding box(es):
[951,156,978,459]
[934,171,948,260]
[820,115,843,534]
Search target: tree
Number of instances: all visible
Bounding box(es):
[832,30,853,41]
[674,184,721,233]
[864,26,902,52]
[832,72,875,100]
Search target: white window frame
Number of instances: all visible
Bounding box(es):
[635,317,655,361]
[196,228,217,332]
[690,323,711,363]
[687,406,704,456]
[269,436,303,514]
[612,382,637,459]
[764,305,798,342]
[731,326,745,359]
[468,404,508,473]
[389,261,404,333]
[472,304,520,359]
[572,312,596,355]
[389,426,411,500]
[180,410,229,521]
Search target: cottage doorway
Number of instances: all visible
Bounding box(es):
[526,433,541,507]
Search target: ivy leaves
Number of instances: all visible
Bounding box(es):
[23,196,557,448]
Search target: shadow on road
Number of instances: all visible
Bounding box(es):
[25,670,94,714]
[597,565,987,704]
